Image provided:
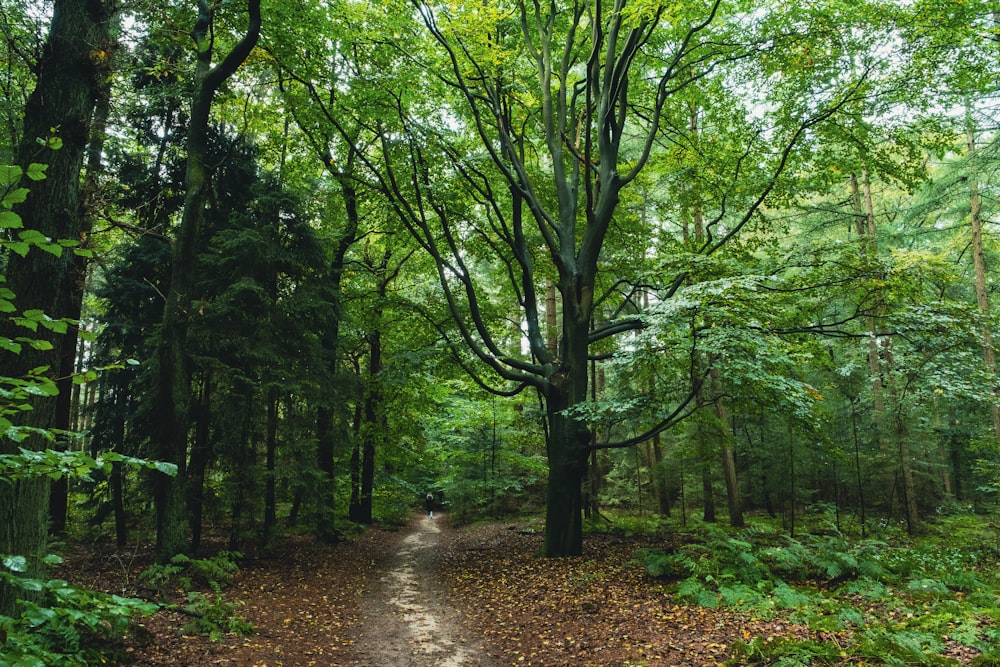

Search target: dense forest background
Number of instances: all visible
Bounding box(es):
[0,0,999,660]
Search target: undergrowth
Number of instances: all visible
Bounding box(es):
[139,551,253,640]
[634,517,1000,666]
[0,554,159,667]
[0,550,254,666]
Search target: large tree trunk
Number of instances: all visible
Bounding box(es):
[353,328,382,525]
[543,399,590,557]
[348,397,363,522]
[650,432,671,517]
[229,389,258,551]
[542,309,591,557]
[314,406,337,537]
[0,0,111,614]
[50,74,111,533]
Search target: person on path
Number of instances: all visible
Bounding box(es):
[425,492,434,518]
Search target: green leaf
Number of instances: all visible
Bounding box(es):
[24,606,56,626]
[0,164,22,185]
[2,187,29,207]
[154,461,179,476]
[2,554,28,572]
[72,369,99,384]
[8,242,30,257]
[25,163,48,181]
[17,229,49,245]
[24,381,58,397]
[39,243,63,258]
[0,210,23,228]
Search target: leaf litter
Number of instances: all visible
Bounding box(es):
[56,516,983,666]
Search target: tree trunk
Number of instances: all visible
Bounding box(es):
[966,119,1000,449]
[850,171,889,450]
[50,71,111,534]
[546,280,558,357]
[0,0,111,614]
[541,312,591,557]
[543,398,589,557]
[348,399,363,522]
[314,157,360,541]
[263,388,278,547]
[187,374,213,555]
[152,0,260,564]
[110,460,127,548]
[711,366,744,527]
[355,326,382,525]
[229,390,258,551]
[883,346,921,533]
[651,432,671,517]
[314,406,336,537]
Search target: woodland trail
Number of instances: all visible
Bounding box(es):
[346,514,500,667]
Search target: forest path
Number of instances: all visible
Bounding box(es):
[347,514,499,667]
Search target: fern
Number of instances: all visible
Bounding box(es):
[907,577,950,598]
[635,548,694,579]
[676,575,706,602]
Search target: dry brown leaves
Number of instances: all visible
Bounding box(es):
[436,523,809,667]
[61,520,821,666]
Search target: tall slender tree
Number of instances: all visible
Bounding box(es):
[152,0,260,562]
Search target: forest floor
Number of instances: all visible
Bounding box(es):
[59,514,981,666]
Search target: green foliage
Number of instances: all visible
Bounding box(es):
[637,518,1000,665]
[634,549,695,579]
[175,587,254,641]
[0,448,176,482]
[727,636,842,666]
[139,551,242,594]
[0,564,158,667]
[0,319,177,667]
[138,552,252,641]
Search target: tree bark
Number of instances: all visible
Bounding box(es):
[263,387,279,547]
[187,373,214,555]
[542,308,591,557]
[651,432,671,516]
[850,171,889,451]
[711,366,744,527]
[0,0,111,614]
[966,120,1000,449]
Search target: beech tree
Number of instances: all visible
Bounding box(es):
[363,0,878,555]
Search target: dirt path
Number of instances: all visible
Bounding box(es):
[347,514,500,667]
